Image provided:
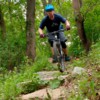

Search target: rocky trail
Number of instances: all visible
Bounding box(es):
[18,58,87,100]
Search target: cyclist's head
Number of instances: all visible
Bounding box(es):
[45,4,54,12]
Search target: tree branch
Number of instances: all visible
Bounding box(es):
[79,0,82,8]
[60,0,65,6]
[48,0,52,4]
[41,0,47,16]
[84,3,98,19]
[8,0,12,23]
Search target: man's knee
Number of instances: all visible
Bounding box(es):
[61,42,67,48]
[48,40,53,47]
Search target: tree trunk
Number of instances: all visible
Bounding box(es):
[8,0,12,23]
[0,5,6,41]
[26,0,36,62]
[73,0,91,53]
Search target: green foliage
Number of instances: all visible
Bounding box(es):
[68,40,100,99]
[49,72,65,89]
[0,54,55,99]
[0,69,23,100]
[49,79,61,89]
[90,81,95,94]
[78,77,97,99]
[68,29,84,56]
[0,1,26,69]
[21,74,48,94]
[0,0,100,99]
[80,0,100,43]
[0,32,26,69]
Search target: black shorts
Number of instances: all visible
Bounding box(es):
[48,40,67,49]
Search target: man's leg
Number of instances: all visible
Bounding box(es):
[51,47,54,55]
[48,40,56,63]
[61,42,70,61]
[51,47,57,62]
[62,48,67,55]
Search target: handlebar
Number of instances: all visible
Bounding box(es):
[45,29,66,37]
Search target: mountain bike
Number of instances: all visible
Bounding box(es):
[45,29,66,72]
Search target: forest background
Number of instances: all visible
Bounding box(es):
[0,0,100,99]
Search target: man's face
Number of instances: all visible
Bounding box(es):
[46,10,54,18]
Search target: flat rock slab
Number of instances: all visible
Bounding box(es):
[17,71,69,87]
[36,71,69,80]
[20,86,65,100]
[36,71,60,78]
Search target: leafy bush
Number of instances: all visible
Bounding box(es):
[0,53,55,99]
[0,32,26,69]
[68,29,84,57]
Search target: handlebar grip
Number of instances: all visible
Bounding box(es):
[40,34,44,38]
[66,27,70,30]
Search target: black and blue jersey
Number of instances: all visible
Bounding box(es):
[39,14,66,32]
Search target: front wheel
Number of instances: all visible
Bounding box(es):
[53,41,60,62]
[53,41,65,72]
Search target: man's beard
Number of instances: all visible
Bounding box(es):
[49,15,54,19]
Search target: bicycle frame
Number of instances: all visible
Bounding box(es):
[45,29,66,57]
[45,29,66,72]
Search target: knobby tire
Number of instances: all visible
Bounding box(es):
[53,41,65,72]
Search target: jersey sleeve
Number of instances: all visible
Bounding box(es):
[39,18,46,29]
[58,14,66,23]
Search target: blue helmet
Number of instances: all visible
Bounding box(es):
[45,4,54,11]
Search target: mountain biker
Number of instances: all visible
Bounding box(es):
[38,4,71,62]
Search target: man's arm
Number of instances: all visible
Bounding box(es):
[38,28,44,35]
[38,28,45,37]
[65,20,70,27]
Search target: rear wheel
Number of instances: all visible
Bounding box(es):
[53,41,65,72]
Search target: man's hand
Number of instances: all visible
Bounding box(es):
[66,26,70,31]
[40,34,44,38]
[65,21,71,31]
[38,28,45,38]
